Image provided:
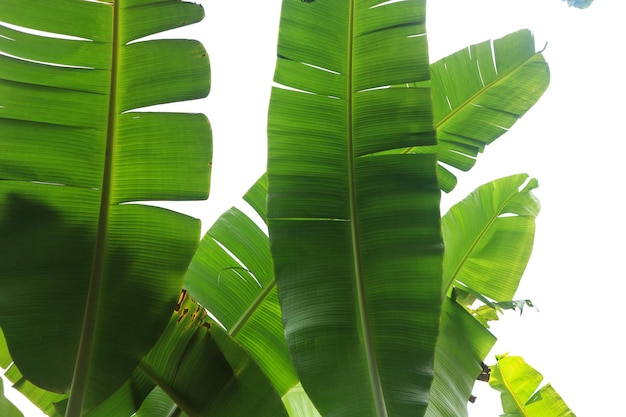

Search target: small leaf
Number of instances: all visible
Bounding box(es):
[489,355,576,416]
[0,378,24,417]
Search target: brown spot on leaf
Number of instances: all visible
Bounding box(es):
[175,290,187,312]
[177,308,189,323]
[190,305,202,322]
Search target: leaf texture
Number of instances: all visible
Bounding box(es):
[424,300,495,417]
[0,378,23,417]
[184,177,299,395]
[0,1,211,414]
[413,30,550,192]
[442,174,540,300]
[267,1,442,416]
[490,355,576,417]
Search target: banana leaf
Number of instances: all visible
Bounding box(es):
[3,292,288,417]
[0,329,10,370]
[267,1,442,416]
[0,1,211,415]
[134,388,188,417]
[2,365,65,417]
[410,30,550,192]
[0,378,23,417]
[132,387,286,417]
[246,30,550,201]
[136,292,288,417]
[442,174,540,300]
[282,384,322,417]
[490,355,576,417]
[424,299,495,417]
[184,176,299,395]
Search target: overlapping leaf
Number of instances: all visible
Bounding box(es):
[135,292,288,417]
[184,176,299,396]
[0,379,23,417]
[424,299,495,417]
[0,1,211,414]
[3,292,288,417]
[282,384,322,417]
[490,355,576,417]
[423,174,542,417]
[442,174,540,301]
[411,30,550,191]
[267,1,442,416]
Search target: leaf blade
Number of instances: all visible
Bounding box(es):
[267,2,442,416]
[0,2,211,414]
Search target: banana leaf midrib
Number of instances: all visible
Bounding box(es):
[66,4,119,416]
[229,279,276,337]
[436,53,539,127]
[346,4,387,416]
[498,367,530,417]
[137,360,201,417]
[443,186,518,298]
[403,50,543,155]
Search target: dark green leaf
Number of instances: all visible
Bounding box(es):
[0,2,211,414]
[267,1,442,416]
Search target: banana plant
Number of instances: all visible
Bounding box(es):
[425,174,540,417]
[0,1,285,416]
[182,25,550,407]
[181,5,549,417]
[0,1,569,417]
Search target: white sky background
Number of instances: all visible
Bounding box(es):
[4,0,625,416]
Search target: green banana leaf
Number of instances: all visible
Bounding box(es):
[412,30,550,192]
[184,176,299,396]
[136,292,288,417]
[282,384,322,417]
[134,387,188,417]
[3,292,288,417]
[490,355,576,417]
[2,365,65,417]
[425,174,540,417]
[242,31,550,203]
[135,387,191,417]
[242,174,269,222]
[267,1,442,416]
[185,32,550,400]
[0,329,10,370]
[424,299,495,417]
[0,1,211,415]
[0,379,23,417]
[441,174,540,301]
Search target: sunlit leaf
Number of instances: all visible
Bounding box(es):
[490,355,576,417]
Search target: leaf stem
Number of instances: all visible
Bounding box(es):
[347,2,387,416]
[65,2,120,416]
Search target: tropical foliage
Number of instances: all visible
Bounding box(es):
[489,355,576,417]
[0,1,574,416]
